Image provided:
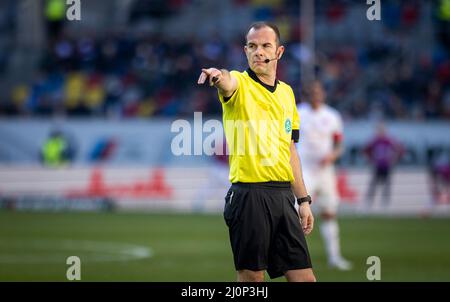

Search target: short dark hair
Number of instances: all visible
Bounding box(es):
[246,21,281,46]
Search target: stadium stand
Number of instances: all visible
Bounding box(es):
[0,0,449,120]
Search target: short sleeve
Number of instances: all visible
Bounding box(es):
[218,70,242,106]
[333,111,344,142]
[292,103,300,131]
[290,88,300,143]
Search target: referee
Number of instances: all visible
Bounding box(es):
[198,22,316,282]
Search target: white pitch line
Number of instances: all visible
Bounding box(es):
[0,239,153,263]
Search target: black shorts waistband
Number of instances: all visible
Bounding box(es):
[232,181,292,190]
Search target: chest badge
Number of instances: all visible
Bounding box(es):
[284,118,292,133]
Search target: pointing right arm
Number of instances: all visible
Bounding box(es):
[197,68,239,98]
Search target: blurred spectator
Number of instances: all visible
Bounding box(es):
[436,0,450,52]
[430,152,450,203]
[363,123,404,210]
[40,129,76,167]
[44,0,66,40]
[0,1,449,121]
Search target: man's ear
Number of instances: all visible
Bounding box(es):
[277,45,285,59]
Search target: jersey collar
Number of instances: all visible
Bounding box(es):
[246,68,279,93]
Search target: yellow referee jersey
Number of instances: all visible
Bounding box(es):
[219,68,300,183]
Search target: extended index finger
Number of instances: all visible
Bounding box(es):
[197,72,207,84]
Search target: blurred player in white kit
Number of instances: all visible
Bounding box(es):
[296,80,352,271]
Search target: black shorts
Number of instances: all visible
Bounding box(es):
[223,181,312,279]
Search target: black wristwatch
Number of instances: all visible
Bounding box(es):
[297,195,312,205]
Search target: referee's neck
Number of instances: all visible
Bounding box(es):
[248,68,277,87]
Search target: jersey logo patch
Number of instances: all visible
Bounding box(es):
[284,119,292,133]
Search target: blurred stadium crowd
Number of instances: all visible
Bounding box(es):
[0,0,449,120]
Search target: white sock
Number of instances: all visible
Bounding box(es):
[320,219,342,263]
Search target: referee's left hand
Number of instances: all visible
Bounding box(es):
[299,203,314,235]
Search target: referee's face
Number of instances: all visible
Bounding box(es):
[245,27,283,76]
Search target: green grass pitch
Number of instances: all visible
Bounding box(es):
[0,211,449,281]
